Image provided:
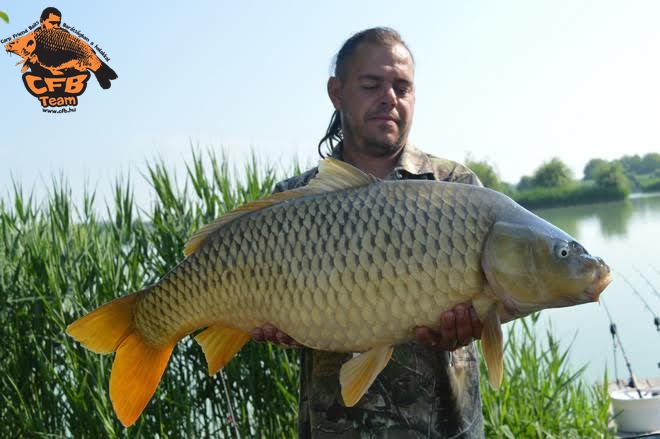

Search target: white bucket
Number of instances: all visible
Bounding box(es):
[610,387,660,433]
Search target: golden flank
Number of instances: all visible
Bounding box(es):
[67,158,612,427]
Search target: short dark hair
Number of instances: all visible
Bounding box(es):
[318,27,414,157]
[40,7,62,22]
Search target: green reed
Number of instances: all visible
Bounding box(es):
[480,314,612,438]
[1,150,610,437]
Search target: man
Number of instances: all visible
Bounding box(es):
[253,28,484,438]
[40,7,62,30]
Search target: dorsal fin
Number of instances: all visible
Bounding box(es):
[305,158,377,193]
[183,158,377,256]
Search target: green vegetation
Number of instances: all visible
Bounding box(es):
[0,11,8,24]
[0,151,299,438]
[639,177,660,192]
[583,158,610,181]
[514,157,629,209]
[468,152,660,208]
[0,151,614,436]
[513,183,627,210]
[481,315,612,438]
[465,158,504,192]
[615,153,660,193]
[618,152,660,176]
[529,158,574,189]
[467,155,643,209]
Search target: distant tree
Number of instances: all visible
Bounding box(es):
[517,175,534,191]
[583,158,609,181]
[531,157,573,188]
[618,154,643,174]
[640,153,660,174]
[593,161,630,195]
[465,158,504,192]
[500,181,516,195]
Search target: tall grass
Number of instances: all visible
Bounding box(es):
[481,315,612,438]
[1,150,611,437]
[0,150,299,438]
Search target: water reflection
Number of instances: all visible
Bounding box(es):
[533,193,660,239]
[595,200,633,238]
[630,192,660,215]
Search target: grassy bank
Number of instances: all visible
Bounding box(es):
[511,183,628,210]
[639,176,660,192]
[0,151,611,437]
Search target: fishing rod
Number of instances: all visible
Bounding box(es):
[219,370,241,439]
[618,272,660,333]
[636,267,660,301]
[601,299,643,398]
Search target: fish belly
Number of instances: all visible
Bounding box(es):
[135,181,494,350]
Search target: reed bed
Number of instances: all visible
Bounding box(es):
[480,315,612,438]
[0,150,611,437]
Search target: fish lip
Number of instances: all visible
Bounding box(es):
[584,262,612,302]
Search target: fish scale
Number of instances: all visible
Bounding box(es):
[134,180,493,350]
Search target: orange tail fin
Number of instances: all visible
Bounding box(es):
[66,292,175,427]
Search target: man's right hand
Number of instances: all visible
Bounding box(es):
[415,303,482,351]
[251,323,302,347]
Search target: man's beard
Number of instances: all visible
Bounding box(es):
[341,117,407,157]
[363,135,404,156]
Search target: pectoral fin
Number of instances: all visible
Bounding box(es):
[481,304,504,389]
[194,325,251,375]
[339,345,393,407]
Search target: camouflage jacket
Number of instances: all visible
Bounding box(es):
[274,143,485,439]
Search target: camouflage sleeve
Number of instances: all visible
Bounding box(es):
[450,165,483,187]
[427,155,484,187]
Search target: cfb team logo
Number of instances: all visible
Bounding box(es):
[3,7,117,112]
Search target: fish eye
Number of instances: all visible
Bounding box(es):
[554,243,570,259]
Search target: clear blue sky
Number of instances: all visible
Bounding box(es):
[2,1,659,206]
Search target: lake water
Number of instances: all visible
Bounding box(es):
[526,192,660,383]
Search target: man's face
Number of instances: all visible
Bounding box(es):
[329,42,415,157]
[41,13,61,30]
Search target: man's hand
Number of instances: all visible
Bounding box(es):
[415,303,482,351]
[251,323,302,347]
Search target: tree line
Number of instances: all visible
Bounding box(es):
[466,152,660,208]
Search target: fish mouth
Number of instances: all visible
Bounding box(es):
[584,257,612,302]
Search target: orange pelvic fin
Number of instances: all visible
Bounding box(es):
[194,325,251,375]
[66,291,175,427]
[339,345,393,407]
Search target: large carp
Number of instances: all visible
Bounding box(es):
[67,158,612,427]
